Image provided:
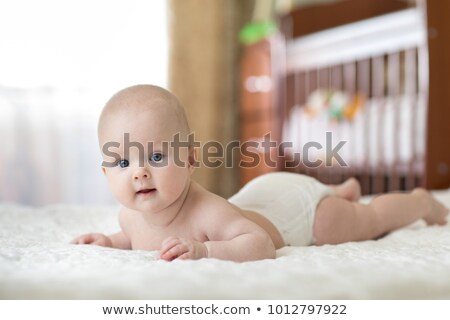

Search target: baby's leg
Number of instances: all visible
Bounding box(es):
[313,188,449,245]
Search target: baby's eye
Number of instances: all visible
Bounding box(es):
[117,159,129,168]
[150,153,163,162]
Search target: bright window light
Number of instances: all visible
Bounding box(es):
[0,0,168,89]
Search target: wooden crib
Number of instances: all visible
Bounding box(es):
[239,0,450,195]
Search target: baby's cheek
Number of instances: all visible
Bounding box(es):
[109,177,132,202]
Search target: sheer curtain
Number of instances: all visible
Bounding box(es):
[0,0,168,205]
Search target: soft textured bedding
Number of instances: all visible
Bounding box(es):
[1,191,450,299]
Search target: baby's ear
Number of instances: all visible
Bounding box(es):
[188,147,199,173]
[101,167,106,175]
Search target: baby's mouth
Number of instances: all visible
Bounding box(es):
[136,188,156,195]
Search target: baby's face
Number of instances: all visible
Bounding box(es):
[99,101,193,215]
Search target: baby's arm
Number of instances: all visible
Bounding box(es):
[160,210,275,262]
[71,231,131,249]
[203,218,276,262]
[70,208,132,249]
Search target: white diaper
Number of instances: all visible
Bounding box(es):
[228,172,333,246]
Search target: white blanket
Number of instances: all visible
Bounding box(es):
[1,191,450,299]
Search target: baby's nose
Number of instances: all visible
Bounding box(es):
[133,168,150,180]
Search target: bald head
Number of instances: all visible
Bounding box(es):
[98,84,191,145]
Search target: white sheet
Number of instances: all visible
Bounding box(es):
[1,191,450,299]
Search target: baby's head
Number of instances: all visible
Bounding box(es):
[98,84,190,147]
[98,85,195,214]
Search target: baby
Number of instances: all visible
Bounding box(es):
[71,84,449,262]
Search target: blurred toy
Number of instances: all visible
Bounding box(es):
[305,89,364,122]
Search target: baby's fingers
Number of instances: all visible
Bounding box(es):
[71,233,101,245]
[159,237,181,255]
[160,242,188,261]
[71,234,92,244]
[161,244,187,261]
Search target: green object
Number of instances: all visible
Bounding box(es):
[239,21,278,45]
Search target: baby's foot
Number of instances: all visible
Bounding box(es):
[332,177,361,202]
[413,188,449,225]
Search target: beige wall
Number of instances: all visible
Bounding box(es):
[168,0,254,198]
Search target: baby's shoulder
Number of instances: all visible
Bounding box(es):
[188,183,240,219]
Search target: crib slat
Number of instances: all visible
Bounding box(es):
[404,48,417,190]
[294,71,304,175]
[315,67,327,184]
[387,51,401,191]
[303,69,315,178]
[343,61,357,183]
[416,38,428,188]
[371,55,385,194]
[330,64,344,185]
[357,59,371,195]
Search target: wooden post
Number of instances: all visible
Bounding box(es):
[423,0,450,189]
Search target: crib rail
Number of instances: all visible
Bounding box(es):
[286,9,426,72]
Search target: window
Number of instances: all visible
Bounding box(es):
[0,0,168,205]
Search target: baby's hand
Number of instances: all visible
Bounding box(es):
[71,233,112,247]
[159,236,208,261]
